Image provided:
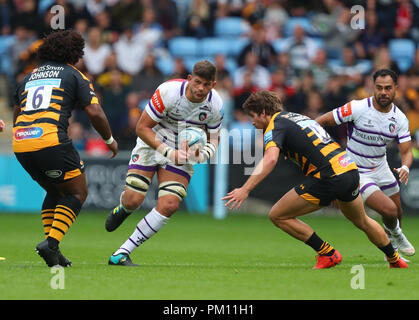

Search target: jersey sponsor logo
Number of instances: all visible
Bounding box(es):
[45,170,62,179]
[151,89,165,113]
[338,153,353,167]
[340,102,352,117]
[14,127,43,140]
[389,123,396,133]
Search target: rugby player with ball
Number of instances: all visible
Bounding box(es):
[106,60,223,266]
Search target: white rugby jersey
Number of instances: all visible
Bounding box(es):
[144,79,223,148]
[332,97,411,171]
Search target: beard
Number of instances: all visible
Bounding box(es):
[374,94,393,108]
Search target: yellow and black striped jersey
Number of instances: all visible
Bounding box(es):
[264,111,357,179]
[13,61,98,153]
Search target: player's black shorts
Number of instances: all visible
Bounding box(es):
[294,170,360,206]
[14,142,85,184]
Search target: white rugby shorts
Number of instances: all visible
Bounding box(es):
[358,162,400,200]
[127,138,194,181]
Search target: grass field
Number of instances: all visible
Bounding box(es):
[0,210,418,300]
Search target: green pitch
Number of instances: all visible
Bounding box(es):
[0,210,419,300]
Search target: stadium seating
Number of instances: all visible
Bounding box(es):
[199,37,231,57]
[0,35,16,77]
[388,38,416,72]
[155,55,175,76]
[168,37,199,57]
[272,38,287,53]
[214,17,250,37]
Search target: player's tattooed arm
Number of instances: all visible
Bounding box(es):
[315,111,337,127]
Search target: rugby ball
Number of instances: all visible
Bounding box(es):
[177,127,207,150]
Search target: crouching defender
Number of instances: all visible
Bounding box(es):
[13,30,118,267]
[222,90,407,269]
[106,60,223,266]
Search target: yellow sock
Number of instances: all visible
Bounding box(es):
[41,209,55,238]
[49,205,77,243]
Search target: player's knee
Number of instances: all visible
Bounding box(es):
[73,186,88,204]
[269,210,284,227]
[156,181,187,215]
[380,202,398,219]
[122,192,145,211]
[157,197,180,215]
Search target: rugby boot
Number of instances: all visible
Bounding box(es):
[389,257,408,268]
[108,253,139,267]
[105,205,131,232]
[57,249,72,267]
[384,225,415,256]
[313,250,342,269]
[35,239,59,267]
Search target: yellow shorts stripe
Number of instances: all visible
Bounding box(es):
[299,193,320,205]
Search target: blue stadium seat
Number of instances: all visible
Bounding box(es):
[168,37,199,57]
[199,37,230,57]
[183,56,214,72]
[388,39,416,72]
[38,0,54,14]
[272,38,287,53]
[0,35,15,56]
[226,37,250,57]
[198,37,250,58]
[155,56,174,76]
[224,58,238,75]
[214,17,249,37]
[283,17,314,37]
[0,35,16,76]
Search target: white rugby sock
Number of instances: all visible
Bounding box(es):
[114,208,169,255]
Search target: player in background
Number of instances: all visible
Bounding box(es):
[223,90,407,269]
[13,30,118,267]
[316,69,414,257]
[106,60,223,266]
[0,119,5,132]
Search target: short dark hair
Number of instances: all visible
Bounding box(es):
[242,90,283,116]
[37,30,85,65]
[373,68,398,84]
[192,60,217,82]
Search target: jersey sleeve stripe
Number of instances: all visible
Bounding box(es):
[397,134,411,144]
[333,108,343,125]
[145,103,162,120]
